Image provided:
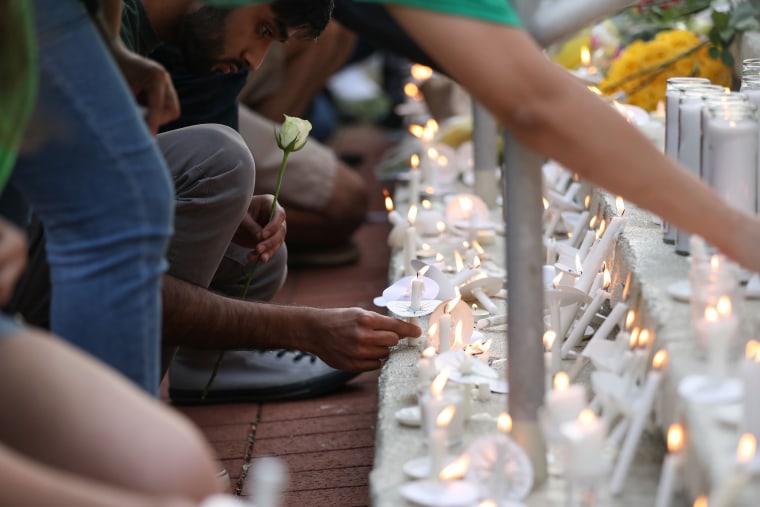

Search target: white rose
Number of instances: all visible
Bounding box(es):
[275,115,312,152]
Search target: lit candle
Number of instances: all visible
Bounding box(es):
[560,409,607,480]
[577,216,625,294]
[404,226,417,277]
[578,230,596,261]
[590,301,629,343]
[709,433,756,507]
[610,350,669,495]
[545,372,587,427]
[409,155,421,206]
[695,298,739,382]
[561,289,608,357]
[439,311,452,354]
[429,406,456,481]
[417,346,437,382]
[488,413,513,501]
[410,274,424,311]
[654,423,685,507]
[741,340,760,440]
[568,211,591,248]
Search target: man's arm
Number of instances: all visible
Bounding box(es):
[162,275,421,371]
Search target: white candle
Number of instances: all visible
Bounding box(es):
[654,423,685,507]
[561,290,607,356]
[709,433,756,507]
[578,230,596,261]
[695,303,739,382]
[409,167,421,207]
[610,350,669,496]
[404,227,417,277]
[410,275,424,311]
[568,211,590,248]
[590,301,628,343]
[439,312,452,353]
[416,208,444,237]
[704,108,758,214]
[577,217,624,294]
[560,409,607,480]
[476,314,507,329]
[471,286,498,314]
[429,427,447,481]
[742,341,760,440]
[545,372,587,427]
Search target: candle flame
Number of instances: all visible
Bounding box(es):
[421,199,433,210]
[704,306,718,322]
[436,405,457,427]
[422,346,437,358]
[737,433,757,464]
[614,198,624,217]
[384,195,394,212]
[588,85,602,95]
[630,327,640,349]
[472,256,482,269]
[421,243,431,253]
[542,197,550,210]
[716,295,732,316]
[453,321,464,350]
[411,64,433,81]
[543,329,557,350]
[576,254,583,275]
[584,194,591,209]
[435,252,445,262]
[407,205,418,224]
[427,147,438,160]
[439,454,470,481]
[553,372,570,391]
[580,46,591,66]
[403,82,420,99]
[436,221,446,233]
[667,423,685,453]
[622,272,633,301]
[638,328,651,348]
[693,496,707,507]
[589,215,598,229]
[454,250,464,273]
[446,292,461,314]
[577,409,596,427]
[653,349,668,369]
[710,255,720,270]
[418,265,431,277]
[552,272,563,289]
[430,371,449,396]
[597,219,607,239]
[479,502,498,507]
[427,322,439,338]
[460,196,473,214]
[425,118,439,134]
[438,155,449,166]
[656,100,666,116]
[410,153,420,168]
[462,241,470,249]
[409,125,424,139]
[473,241,485,255]
[746,340,760,362]
[497,412,512,433]
[625,310,636,330]
[425,186,436,195]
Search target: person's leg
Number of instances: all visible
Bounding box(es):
[238,105,369,252]
[0,324,221,501]
[10,0,173,392]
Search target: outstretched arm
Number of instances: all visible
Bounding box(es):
[162,275,421,371]
[386,7,760,271]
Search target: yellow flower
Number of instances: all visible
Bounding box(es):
[600,29,732,110]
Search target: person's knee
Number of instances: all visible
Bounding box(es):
[170,124,256,221]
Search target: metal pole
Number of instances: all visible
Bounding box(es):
[503,0,635,488]
[527,0,637,47]
[503,131,548,486]
[472,101,499,208]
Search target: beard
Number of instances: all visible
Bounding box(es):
[177,7,241,75]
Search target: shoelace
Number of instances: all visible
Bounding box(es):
[274,349,317,364]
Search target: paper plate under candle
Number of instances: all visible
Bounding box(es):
[387,299,441,318]
[399,480,479,507]
[395,406,422,427]
[465,433,534,501]
[412,259,456,300]
[402,455,458,480]
[375,275,440,307]
[435,350,498,384]
[445,193,489,224]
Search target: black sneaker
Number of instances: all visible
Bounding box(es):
[168,349,359,405]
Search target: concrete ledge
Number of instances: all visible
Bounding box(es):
[371,191,760,505]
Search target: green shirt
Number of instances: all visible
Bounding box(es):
[201,0,522,26]
[0,0,37,193]
[359,0,521,26]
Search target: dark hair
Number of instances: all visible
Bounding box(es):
[271,0,334,40]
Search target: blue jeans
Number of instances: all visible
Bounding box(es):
[8,0,174,393]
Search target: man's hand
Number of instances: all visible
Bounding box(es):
[111,42,180,135]
[0,219,27,305]
[307,308,421,371]
[232,195,287,263]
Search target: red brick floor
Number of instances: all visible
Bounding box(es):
[161,125,398,506]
